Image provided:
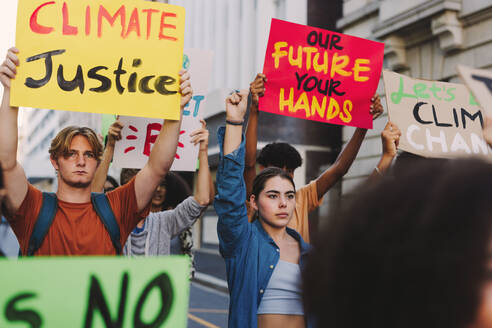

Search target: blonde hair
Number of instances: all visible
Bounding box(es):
[49,126,103,162]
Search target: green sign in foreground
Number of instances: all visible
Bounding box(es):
[0,256,190,327]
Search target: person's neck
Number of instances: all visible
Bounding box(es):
[150,204,161,213]
[56,180,91,203]
[260,219,289,245]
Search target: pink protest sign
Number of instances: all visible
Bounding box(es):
[259,19,384,129]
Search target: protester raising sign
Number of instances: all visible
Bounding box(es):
[11,0,185,120]
[457,65,492,116]
[259,18,384,129]
[113,49,214,171]
[383,70,491,159]
[0,257,189,327]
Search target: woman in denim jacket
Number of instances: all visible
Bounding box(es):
[214,90,310,328]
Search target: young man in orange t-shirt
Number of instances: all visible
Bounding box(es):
[0,47,193,256]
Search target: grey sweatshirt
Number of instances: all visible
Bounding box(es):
[123,196,207,256]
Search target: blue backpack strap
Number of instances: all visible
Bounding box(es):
[27,192,58,256]
[91,193,121,255]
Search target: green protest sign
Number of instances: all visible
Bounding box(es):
[0,256,190,327]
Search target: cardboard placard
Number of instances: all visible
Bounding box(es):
[383,70,491,158]
[113,49,214,171]
[259,18,384,129]
[457,65,492,116]
[0,256,190,327]
[11,0,185,120]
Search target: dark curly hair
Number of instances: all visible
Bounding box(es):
[257,142,302,171]
[303,158,492,328]
[104,175,119,193]
[159,172,191,210]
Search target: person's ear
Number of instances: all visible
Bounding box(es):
[50,157,59,171]
[250,194,258,211]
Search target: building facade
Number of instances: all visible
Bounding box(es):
[337,0,492,197]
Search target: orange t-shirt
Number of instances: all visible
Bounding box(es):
[247,180,323,243]
[7,177,150,256]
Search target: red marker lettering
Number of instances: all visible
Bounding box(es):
[62,2,78,35]
[30,1,55,34]
[125,8,141,38]
[142,8,158,40]
[159,12,177,41]
[85,5,91,36]
[98,5,126,38]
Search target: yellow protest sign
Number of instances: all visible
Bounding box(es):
[11,0,185,120]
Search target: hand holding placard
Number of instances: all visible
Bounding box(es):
[370,94,383,120]
[381,122,401,159]
[0,47,19,89]
[250,73,267,108]
[179,69,193,109]
[190,119,209,151]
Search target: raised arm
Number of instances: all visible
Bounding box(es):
[190,119,212,206]
[0,47,28,211]
[134,70,192,211]
[91,118,123,192]
[244,73,266,197]
[368,121,401,182]
[224,91,249,155]
[315,94,384,200]
[214,90,250,257]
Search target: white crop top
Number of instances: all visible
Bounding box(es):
[257,260,304,315]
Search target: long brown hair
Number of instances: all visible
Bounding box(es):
[251,167,296,221]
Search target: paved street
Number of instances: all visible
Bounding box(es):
[187,282,229,328]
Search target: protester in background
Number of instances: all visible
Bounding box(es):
[103,176,119,193]
[123,120,212,264]
[244,73,384,242]
[94,119,213,272]
[109,144,199,262]
[368,121,401,181]
[215,90,310,328]
[303,158,492,328]
[0,46,192,255]
[120,168,140,186]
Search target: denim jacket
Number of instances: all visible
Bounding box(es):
[214,127,311,328]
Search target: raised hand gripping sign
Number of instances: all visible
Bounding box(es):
[259,18,384,129]
[383,70,491,159]
[113,49,214,171]
[0,257,190,327]
[11,0,185,120]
